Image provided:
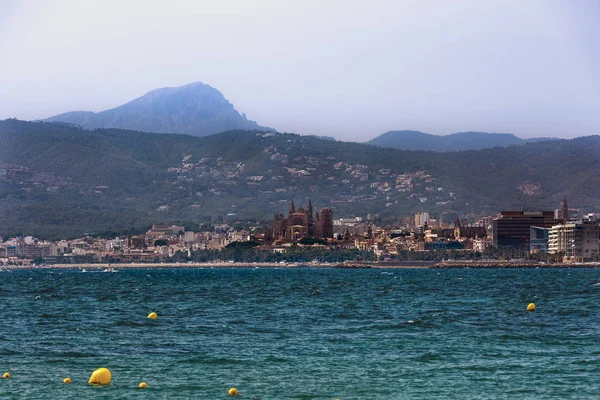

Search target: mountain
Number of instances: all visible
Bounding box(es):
[43,82,274,136]
[368,130,555,151]
[2,119,599,238]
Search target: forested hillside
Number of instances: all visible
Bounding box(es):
[2,119,599,238]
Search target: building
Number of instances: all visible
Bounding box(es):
[440,211,458,225]
[20,244,51,259]
[414,212,430,227]
[530,226,550,254]
[128,235,146,249]
[493,211,561,249]
[454,216,487,239]
[554,197,569,222]
[270,199,333,241]
[548,221,600,261]
[145,225,185,243]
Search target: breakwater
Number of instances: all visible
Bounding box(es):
[432,261,600,268]
[5,260,599,270]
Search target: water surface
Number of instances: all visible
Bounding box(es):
[0,268,599,399]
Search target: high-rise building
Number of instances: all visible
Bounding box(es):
[493,211,561,248]
[414,212,430,227]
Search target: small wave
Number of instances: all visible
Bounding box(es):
[178,357,249,365]
[247,327,284,336]
[263,355,290,363]
[0,349,22,356]
[367,321,423,330]
[414,353,442,362]
[326,337,352,344]
[47,351,99,358]
[113,320,146,327]
[226,319,247,325]
[570,359,599,366]
[308,287,321,295]
[458,364,494,372]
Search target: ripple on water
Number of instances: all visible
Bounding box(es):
[1,267,599,399]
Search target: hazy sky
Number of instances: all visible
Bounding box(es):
[1,0,599,141]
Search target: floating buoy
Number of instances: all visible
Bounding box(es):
[63,377,72,384]
[2,372,10,379]
[139,382,148,388]
[527,303,536,312]
[88,367,112,385]
[228,387,239,396]
[148,312,158,319]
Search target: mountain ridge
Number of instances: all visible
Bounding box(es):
[368,130,558,151]
[43,82,275,136]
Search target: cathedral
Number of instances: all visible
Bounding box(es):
[268,200,333,241]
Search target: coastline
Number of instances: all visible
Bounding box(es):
[3,261,600,270]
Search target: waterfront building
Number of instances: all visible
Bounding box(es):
[20,243,51,259]
[493,210,561,248]
[548,221,600,261]
[530,226,550,254]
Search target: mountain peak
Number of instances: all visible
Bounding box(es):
[43,82,274,136]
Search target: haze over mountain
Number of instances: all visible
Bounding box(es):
[43,82,274,136]
[368,130,557,152]
[2,119,599,238]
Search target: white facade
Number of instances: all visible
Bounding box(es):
[548,221,600,261]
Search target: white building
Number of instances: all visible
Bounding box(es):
[548,221,600,261]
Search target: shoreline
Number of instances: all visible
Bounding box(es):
[3,261,600,270]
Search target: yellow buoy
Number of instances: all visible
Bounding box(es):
[527,303,536,312]
[88,367,112,385]
[139,382,148,388]
[228,387,239,396]
[63,377,72,384]
[148,312,158,319]
[2,372,10,379]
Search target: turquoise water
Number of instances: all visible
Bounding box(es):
[1,268,599,399]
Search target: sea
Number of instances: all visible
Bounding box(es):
[0,267,599,399]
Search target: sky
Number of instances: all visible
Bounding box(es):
[1,0,599,141]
